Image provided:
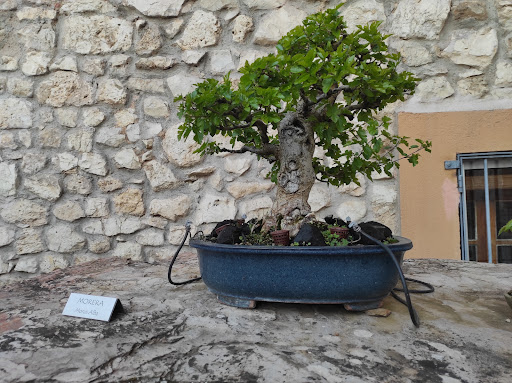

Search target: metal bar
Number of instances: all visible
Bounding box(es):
[484,159,493,264]
[460,158,469,261]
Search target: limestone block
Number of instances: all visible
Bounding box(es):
[64,174,93,195]
[18,131,31,148]
[60,0,117,14]
[177,10,221,50]
[53,201,85,222]
[18,25,56,51]
[308,183,331,212]
[136,25,162,56]
[224,155,252,175]
[83,107,106,127]
[55,153,78,172]
[391,40,433,67]
[210,50,235,75]
[335,199,367,223]
[25,174,62,201]
[78,153,108,176]
[97,79,127,105]
[242,0,286,9]
[103,216,145,236]
[149,196,192,221]
[21,52,51,76]
[199,0,237,11]
[165,18,184,38]
[253,5,307,45]
[458,76,488,97]
[454,1,488,20]
[0,0,17,11]
[39,253,70,274]
[15,228,46,255]
[163,124,202,167]
[50,56,78,72]
[167,73,202,97]
[55,108,78,128]
[388,0,450,40]
[0,162,17,197]
[0,132,17,150]
[82,219,104,235]
[67,127,94,152]
[143,97,170,118]
[340,174,366,197]
[0,226,15,249]
[442,27,498,70]
[135,228,165,246]
[62,15,133,54]
[0,76,5,93]
[127,78,166,94]
[495,61,512,87]
[21,153,47,174]
[0,98,32,129]
[7,77,34,98]
[414,77,454,102]
[126,124,140,142]
[186,166,216,180]
[143,216,168,230]
[112,241,143,261]
[88,236,111,254]
[14,257,39,273]
[232,15,253,43]
[36,71,94,107]
[497,0,512,31]
[238,50,268,70]
[47,224,86,253]
[114,148,141,169]
[1,199,48,227]
[85,197,109,218]
[114,188,144,216]
[226,181,274,199]
[238,196,272,220]
[195,194,236,224]
[168,225,188,245]
[135,57,175,70]
[40,127,63,148]
[141,122,163,139]
[0,56,19,71]
[17,7,56,20]
[143,160,180,191]
[81,57,106,76]
[182,51,206,65]
[96,127,126,147]
[98,176,123,192]
[340,0,386,33]
[124,0,185,17]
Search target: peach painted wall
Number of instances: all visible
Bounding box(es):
[399,109,512,259]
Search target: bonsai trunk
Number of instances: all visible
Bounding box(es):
[266,108,316,228]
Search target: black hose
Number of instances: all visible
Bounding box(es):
[349,221,433,327]
[168,223,202,286]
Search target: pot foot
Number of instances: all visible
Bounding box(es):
[343,300,383,312]
[217,294,257,309]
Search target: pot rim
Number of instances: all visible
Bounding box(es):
[190,236,413,255]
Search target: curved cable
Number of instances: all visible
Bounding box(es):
[168,222,202,286]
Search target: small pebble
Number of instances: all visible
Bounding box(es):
[506,318,511,323]
[366,308,392,317]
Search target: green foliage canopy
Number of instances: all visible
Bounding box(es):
[176,5,431,187]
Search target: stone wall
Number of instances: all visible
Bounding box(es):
[1,0,511,276]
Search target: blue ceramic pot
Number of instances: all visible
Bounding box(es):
[190,237,413,310]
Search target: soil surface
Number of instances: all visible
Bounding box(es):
[1,255,511,382]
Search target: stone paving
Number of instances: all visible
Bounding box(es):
[1,255,511,382]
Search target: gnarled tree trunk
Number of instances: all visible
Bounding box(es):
[270,108,316,223]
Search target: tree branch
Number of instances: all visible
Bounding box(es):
[218,143,278,162]
[254,120,270,144]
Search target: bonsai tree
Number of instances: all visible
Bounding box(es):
[176,6,431,229]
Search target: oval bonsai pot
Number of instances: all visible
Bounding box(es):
[189,236,413,310]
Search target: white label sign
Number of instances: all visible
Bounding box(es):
[62,293,123,322]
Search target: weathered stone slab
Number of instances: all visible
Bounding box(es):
[253,5,307,45]
[149,196,192,221]
[36,71,94,107]
[163,124,202,167]
[0,98,32,129]
[24,174,62,201]
[340,0,386,33]
[124,0,185,17]
[0,162,17,197]
[442,27,498,69]
[113,188,144,216]
[15,228,45,255]
[143,160,180,191]
[62,15,133,54]
[177,10,221,50]
[46,224,86,253]
[1,199,48,227]
[195,194,236,224]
